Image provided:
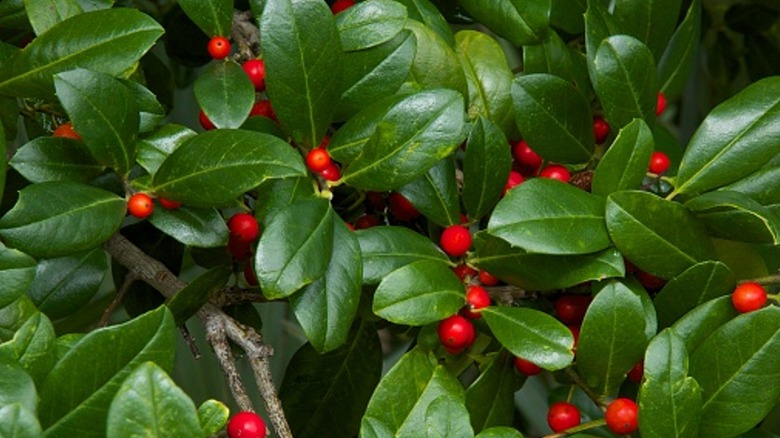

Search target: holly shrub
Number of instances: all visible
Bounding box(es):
[1,0,780,437]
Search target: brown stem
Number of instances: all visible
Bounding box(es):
[231,9,260,62]
[205,313,254,412]
[98,272,136,327]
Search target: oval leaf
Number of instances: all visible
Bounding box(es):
[148,206,228,248]
[612,0,682,61]
[0,243,36,309]
[197,399,229,437]
[398,157,460,227]
[0,312,56,385]
[465,351,524,432]
[356,226,450,285]
[405,20,468,99]
[335,0,407,51]
[194,60,255,129]
[657,0,701,99]
[456,0,549,46]
[670,296,738,355]
[0,404,42,438]
[462,117,512,220]
[9,137,103,183]
[0,363,37,414]
[592,118,654,196]
[685,190,780,244]
[177,0,232,37]
[329,95,406,164]
[654,261,735,329]
[135,124,197,176]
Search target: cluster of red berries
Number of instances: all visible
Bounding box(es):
[305,137,341,181]
[437,266,497,355]
[546,398,639,434]
[227,411,267,438]
[126,193,182,220]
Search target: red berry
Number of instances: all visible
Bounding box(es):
[502,171,524,196]
[199,110,216,130]
[478,270,500,286]
[648,151,670,175]
[605,398,639,434]
[554,295,592,326]
[593,116,610,144]
[512,140,543,169]
[366,191,387,212]
[440,225,472,257]
[354,214,381,230]
[452,264,477,282]
[636,270,666,291]
[331,0,355,13]
[319,162,341,181]
[242,59,266,91]
[207,36,231,60]
[53,122,81,141]
[228,213,260,243]
[127,193,154,219]
[228,237,253,261]
[388,192,420,221]
[547,402,581,433]
[438,314,475,350]
[227,411,267,438]
[249,100,276,120]
[462,285,491,319]
[731,281,767,313]
[514,356,542,376]
[627,361,644,383]
[656,91,667,116]
[244,263,258,286]
[539,165,570,183]
[157,197,182,210]
[306,147,332,173]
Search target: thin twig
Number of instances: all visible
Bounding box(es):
[179,324,201,359]
[205,313,254,412]
[98,272,137,327]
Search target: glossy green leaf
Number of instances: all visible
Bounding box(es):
[676,77,780,196]
[488,178,609,255]
[148,206,229,248]
[335,0,407,51]
[0,404,42,438]
[523,30,579,89]
[329,95,406,163]
[511,74,593,163]
[658,0,701,99]
[593,35,657,130]
[475,427,524,438]
[466,351,524,432]
[197,399,229,437]
[462,117,512,220]
[654,261,735,329]
[356,226,450,285]
[290,217,362,352]
[456,0,549,46]
[0,296,38,342]
[584,0,616,79]
[550,0,585,34]
[342,89,466,191]
[121,79,164,134]
[39,307,175,437]
[0,9,164,99]
[404,19,468,98]
[254,176,316,223]
[28,248,107,320]
[398,157,459,227]
[0,312,55,385]
[256,199,334,299]
[482,307,574,370]
[0,362,36,414]
[0,119,5,196]
[456,30,515,136]
[54,68,138,175]
[177,0,232,37]
[685,190,780,244]
[638,329,702,438]
[373,260,465,326]
[671,296,738,354]
[725,165,780,207]
[166,266,231,325]
[360,347,466,437]
[194,61,254,129]
[0,181,126,258]
[261,0,343,149]
[606,190,717,279]
[394,0,454,46]
[24,0,82,36]
[577,280,648,396]
[0,243,35,309]
[612,0,682,61]
[135,124,197,176]
[424,394,474,437]
[152,129,306,207]
[592,119,654,196]
[9,137,103,183]
[240,115,286,138]
[690,307,780,438]
[0,0,27,29]
[281,321,382,438]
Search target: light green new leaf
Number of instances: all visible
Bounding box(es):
[456,0,549,46]
[357,226,450,285]
[148,206,229,248]
[592,119,654,196]
[10,137,103,183]
[0,243,36,309]
[194,60,255,129]
[0,363,37,415]
[654,261,734,329]
[177,0,232,37]
[335,0,407,51]
[657,0,701,99]
[462,117,512,220]
[685,190,780,244]
[0,181,126,259]
[398,157,460,227]
[197,400,229,437]
[24,0,82,36]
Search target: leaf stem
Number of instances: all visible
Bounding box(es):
[565,367,607,407]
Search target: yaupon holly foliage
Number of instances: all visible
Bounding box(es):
[1,0,780,437]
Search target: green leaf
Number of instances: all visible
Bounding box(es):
[254,176,316,223]
[9,137,103,183]
[261,0,343,149]
[462,117,512,220]
[0,362,36,414]
[657,0,701,99]
[456,0,549,46]
[0,312,55,385]
[54,68,138,175]
[605,190,716,279]
[290,217,362,352]
[584,0,616,79]
[197,399,229,437]
[612,0,682,61]
[166,266,231,325]
[424,395,474,438]
[670,296,738,354]
[592,119,654,196]
[482,307,574,370]
[255,199,334,299]
[550,0,585,34]
[0,296,38,342]
[638,329,702,438]
[592,35,657,130]
[511,73,593,163]
[106,362,201,438]
[690,307,780,438]
[194,60,255,129]
[456,30,515,136]
[342,89,466,191]
[356,226,450,285]
[523,30,580,92]
[329,95,406,163]
[152,129,306,207]
[577,280,649,396]
[0,181,126,258]
[176,0,232,37]
[488,178,610,255]
[39,307,175,437]
[475,427,524,438]
[404,20,468,99]
[466,351,524,432]
[685,190,780,244]
[725,165,780,207]
[0,9,164,99]
[0,0,28,29]
[361,347,466,437]
[398,157,459,227]
[0,404,42,438]
[24,0,82,36]
[0,119,5,197]
[654,261,735,329]
[676,77,780,196]
[394,0,454,46]
[0,243,36,309]
[281,321,382,438]
[121,79,164,134]
[335,0,407,51]
[148,206,229,248]
[135,124,197,176]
